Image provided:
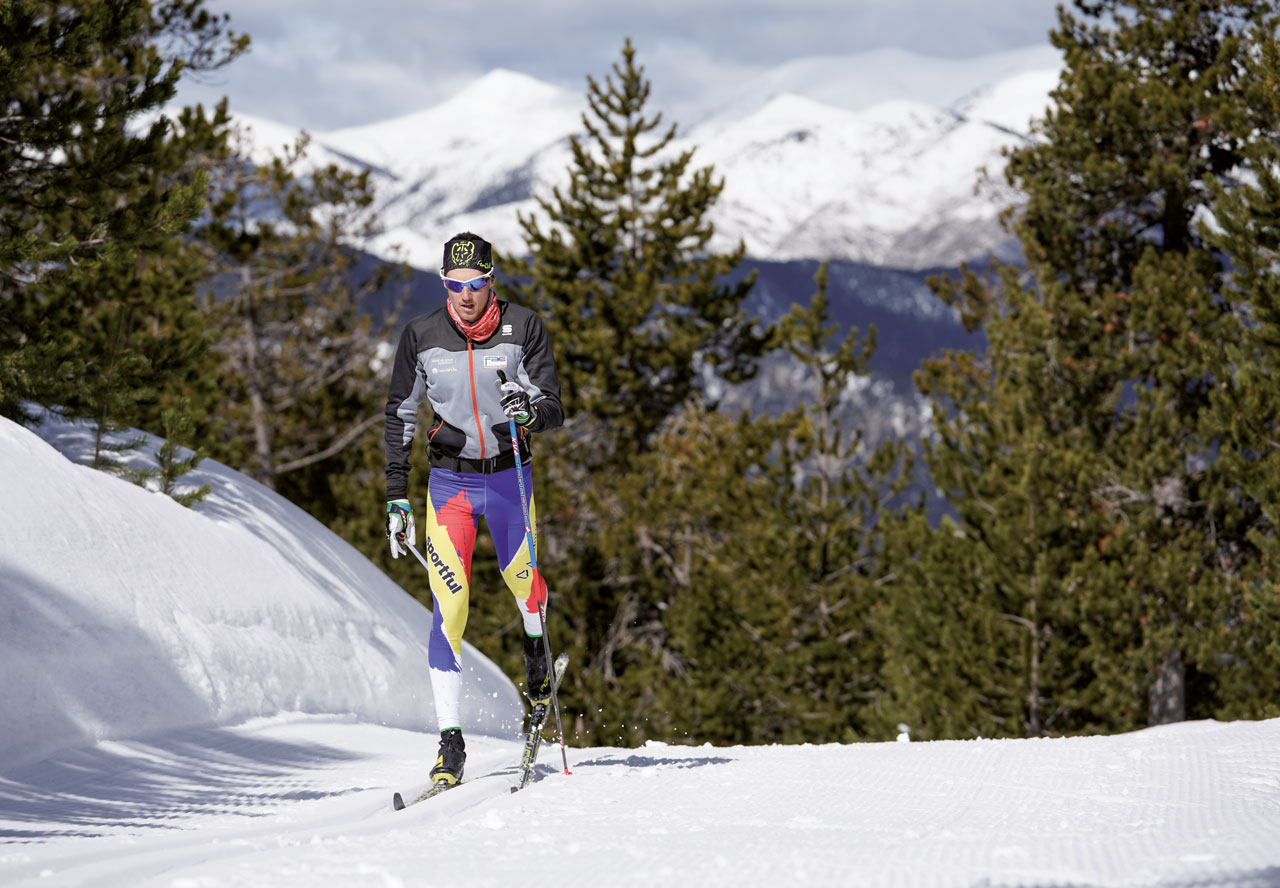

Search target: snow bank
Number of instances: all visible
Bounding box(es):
[0,413,522,772]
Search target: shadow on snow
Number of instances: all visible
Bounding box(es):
[0,726,365,843]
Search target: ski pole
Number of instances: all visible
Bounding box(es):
[498,371,572,777]
[402,539,434,575]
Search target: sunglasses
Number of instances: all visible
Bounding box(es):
[441,273,493,294]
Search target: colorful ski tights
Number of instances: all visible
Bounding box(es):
[421,464,546,731]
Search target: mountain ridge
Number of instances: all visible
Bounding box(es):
[222,46,1060,273]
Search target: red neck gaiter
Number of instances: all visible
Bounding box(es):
[447,294,500,342]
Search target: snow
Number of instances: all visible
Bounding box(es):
[222,111,362,177]
[0,411,520,772]
[957,68,1061,135]
[690,94,1021,265]
[209,47,1067,273]
[322,68,578,187]
[4,411,1280,887]
[320,67,581,270]
[682,44,1063,135]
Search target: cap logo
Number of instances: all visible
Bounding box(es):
[451,241,477,266]
[443,231,493,273]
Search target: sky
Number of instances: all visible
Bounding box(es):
[175,0,1064,131]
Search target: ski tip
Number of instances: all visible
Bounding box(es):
[392,792,406,811]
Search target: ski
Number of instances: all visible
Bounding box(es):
[396,777,468,813]
[392,777,459,810]
[391,652,568,809]
[511,651,569,793]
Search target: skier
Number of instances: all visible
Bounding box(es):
[383,231,564,789]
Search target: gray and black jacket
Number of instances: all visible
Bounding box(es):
[384,299,563,500]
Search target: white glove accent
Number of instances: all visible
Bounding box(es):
[386,499,415,559]
[498,379,533,426]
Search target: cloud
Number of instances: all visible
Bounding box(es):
[176,0,1060,129]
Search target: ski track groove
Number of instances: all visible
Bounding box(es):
[2,719,1280,887]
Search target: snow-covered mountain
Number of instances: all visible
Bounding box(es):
[4,411,1280,887]
[227,47,1062,272]
[676,44,1062,133]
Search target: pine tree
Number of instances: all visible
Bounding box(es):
[0,0,246,422]
[1008,0,1279,728]
[512,37,767,457]
[153,399,212,506]
[1197,30,1280,717]
[39,227,215,473]
[195,123,409,503]
[741,264,910,742]
[882,1,1280,736]
[876,266,1102,738]
[488,39,771,743]
[568,267,909,746]
[562,402,786,745]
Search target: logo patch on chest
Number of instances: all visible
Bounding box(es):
[483,355,509,369]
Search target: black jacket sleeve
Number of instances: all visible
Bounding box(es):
[523,311,564,434]
[384,322,425,501]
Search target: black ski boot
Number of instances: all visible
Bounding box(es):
[523,633,551,704]
[430,729,466,786]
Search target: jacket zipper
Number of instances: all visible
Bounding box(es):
[467,340,486,460]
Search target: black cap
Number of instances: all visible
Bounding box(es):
[442,232,494,275]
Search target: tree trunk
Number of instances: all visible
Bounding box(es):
[1148,648,1185,725]
[1027,595,1040,736]
[240,275,275,489]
